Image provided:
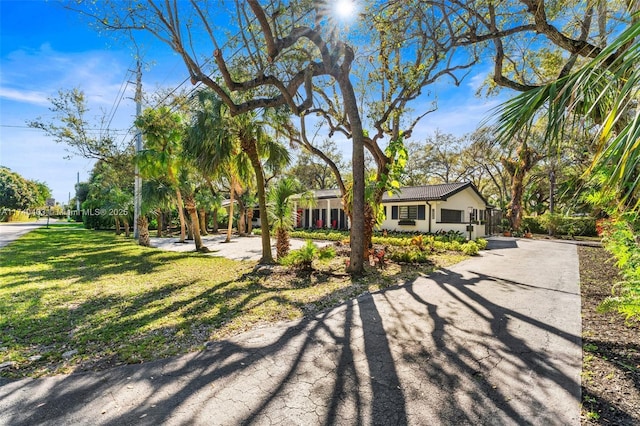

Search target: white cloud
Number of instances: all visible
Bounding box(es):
[1,43,133,109]
[0,87,49,106]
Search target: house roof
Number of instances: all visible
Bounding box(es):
[381,182,488,204]
[313,188,342,200]
[298,182,490,206]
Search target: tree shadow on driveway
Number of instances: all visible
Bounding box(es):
[1,246,583,425]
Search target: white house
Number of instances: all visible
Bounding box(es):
[293,182,494,240]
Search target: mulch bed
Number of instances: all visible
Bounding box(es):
[578,245,640,424]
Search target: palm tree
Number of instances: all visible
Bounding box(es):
[135,106,188,243]
[493,19,640,210]
[141,177,174,238]
[178,166,209,252]
[268,178,303,260]
[185,90,290,263]
[185,92,252,243]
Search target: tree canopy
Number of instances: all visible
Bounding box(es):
[0,167,51,212]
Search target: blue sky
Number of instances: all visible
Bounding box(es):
[0,0,503,205]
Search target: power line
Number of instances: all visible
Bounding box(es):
[103,61,136,137]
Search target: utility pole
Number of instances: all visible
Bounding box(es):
[134,61,143,239]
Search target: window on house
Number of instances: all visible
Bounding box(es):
[399,205,418,220]
[392,205,426,221]
[441,208,464,223]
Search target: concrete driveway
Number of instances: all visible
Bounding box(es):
[0,219,51,249]
[0,238,581,425]
[149,233,331,261]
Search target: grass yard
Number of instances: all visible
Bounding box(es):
[0,224,460,378]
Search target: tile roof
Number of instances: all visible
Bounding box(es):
[295,182,489,205]
[381,182,474,202]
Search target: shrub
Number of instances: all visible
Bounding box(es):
[434,230,466,243]
[599,214,640,319]
[521,216,545,234]
[279,240,335,269]
[461,241,479,256]
[446,240,462,251]
[387,246,432,263]
[475,238,488,250]
[289,229,348,241]
[535,214,597,237]
[4,210,30,222]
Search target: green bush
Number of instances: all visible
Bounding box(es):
[288,229,348,241]
[3,210,30,222]
[524,214,597,237]
[521,216,545,234]
[81,200,113,230]
[434,230,466,243]
[387,246,432,263]
[279,240,335,269]
[461,241,479,256]
[599,215,640,319]
[475,238,488,250]
[446,240,462,251]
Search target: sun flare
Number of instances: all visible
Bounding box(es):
[334,0,355,19]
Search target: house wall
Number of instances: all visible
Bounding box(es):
[295,187,489,239]
[379,202,431,233]
[294,198,348,229]
[380,188,488,239]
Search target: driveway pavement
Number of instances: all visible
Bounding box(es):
[149,233,331,261]
[0,237,581,425]
[0,219,51,249]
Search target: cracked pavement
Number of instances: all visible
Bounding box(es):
[0,238,581,425]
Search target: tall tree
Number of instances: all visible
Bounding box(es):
[135,106,188,243]
[279,0,478,250]
[72,0,474,272]
[185,90,289,261]
[69,0,367,272]
[501,133,542,231]
[0,167,42,211]
[177,166,208,252]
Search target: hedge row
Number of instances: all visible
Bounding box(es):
[521,214,597,237]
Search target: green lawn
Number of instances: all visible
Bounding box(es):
[1,224,456,378]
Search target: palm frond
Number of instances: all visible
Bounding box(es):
[492,18,640,209]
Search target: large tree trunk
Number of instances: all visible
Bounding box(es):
[237,198,247,236]
[198,208,208,235]
[186,214,194,240]
[502,141,540,232]
[276,227,289,260]
[337,72,365,274]
[137,215,150,247]
[363,202,376,250]
[212,208,219,233]
[247,209,254,234]
[185,195,207,252]
[123,218,130,238]
[240,136,274,264]
[156,210,163,237]
[507,174,525,231]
